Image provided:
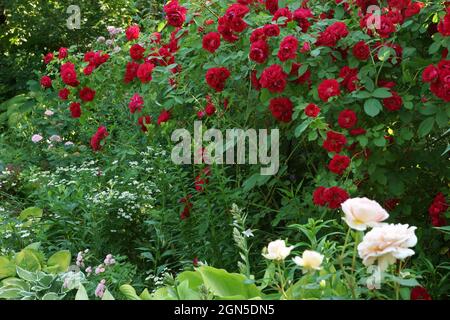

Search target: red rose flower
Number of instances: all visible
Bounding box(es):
[377,16,396,38]
[69,102,81,118]
[195,167,211,192]
[205,67,231,92]
[318,79,341,102]
[59,88,70,100]
[328,154,351,175]
[422,65,439,83]
[60,62,79,87]
[130,44,146,60]
[305,103,320,117]
[410,286,432,300]
[263,24,280,37]
[269,97,293,122]
[428,193,448,227]
[250,28,267,43]
[79,87,96,102]
[124,61,140,83]
[323,131,347,153]
[43,53,53,64]
[157,109,171,125]
[323,186,349,209]
[90,126,109,151]
[438,10,450,36]
[265,0,279,15]
[40,76,52,89]
[338,109,358,129]
[126,25,140,41]
[313,187,328,206]
[383,91,403,111]
[137,63,155,83]
[404,2,423,18]
[278,35,298,62]
[349,128,367,136]
[250,40,270,64]
[129,93,144,114]
[352,41,370,61]
[58,47,68,60]
[317,22,349,47]
[138,115,152,132]
[272,8,293,27]
[260,64,287,93]
[293,8,313,32]
[164,0,187,27]
[202,32,221,53]
[83,64,95,76]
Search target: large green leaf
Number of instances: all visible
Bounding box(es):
[75,284,89,300]
[119,284,141,300]
[19,207,43,222]
[46,250,71,273]
[177,271,204,290]
[14,249,41,272]
[197,266,262,299]
[0,257,16,280]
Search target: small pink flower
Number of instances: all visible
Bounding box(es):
[32,134,43,143]
[95,279,106,298]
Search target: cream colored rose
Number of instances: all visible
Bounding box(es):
[293,250,324,273]
[341,197,389,231]
[358,223,417,271]
[262,240,294,261]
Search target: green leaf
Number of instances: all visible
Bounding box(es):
[259,89,271,104]
[15,250,41,272]
[42,292,61,300]
[400,128,414,141]
[378,46,394,61]
[46,250,71,273]
[119,284,141,300]
[18,207,43,221]
[429,42,441,55]
[0,287,23,299]
[197,266,262,299]
[102,289,115,300]
[364,99,382,117]
[15,266,37,282]
[177,271,204,290]
[139,288,152,300]
[0,257,16,280]
[374,136,387,147]
[295,120,310,138]
[372,88,392,98]
[75,284,89,300]
[417,117,435,138]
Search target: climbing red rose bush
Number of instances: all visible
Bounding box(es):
[3,0,448,299]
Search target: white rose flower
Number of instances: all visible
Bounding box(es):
[293,250,324,273]
[358,223,417,271]
[262,240,294,261]
[341,197,389,231]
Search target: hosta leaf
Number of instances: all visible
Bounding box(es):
[46,250,71,273]
[75,284,89,300]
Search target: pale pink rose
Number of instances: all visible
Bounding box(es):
[341,197,389,231]
[262,240,294,261]
[49,135,62,142]
[293,250,324,273]
[358,223,417,271]
[44,110,54,116]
